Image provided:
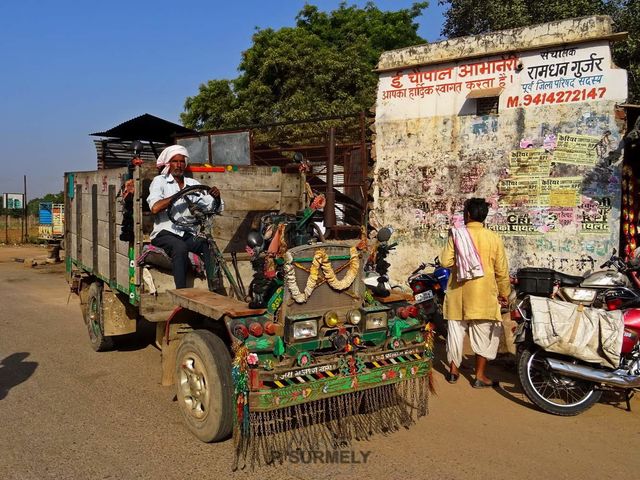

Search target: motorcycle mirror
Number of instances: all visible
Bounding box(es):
[247,230,264,249]
[377,226,393,242]
[131,140,144,156]
[293,152,304,163]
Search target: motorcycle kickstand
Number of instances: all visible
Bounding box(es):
[625,390,634,412]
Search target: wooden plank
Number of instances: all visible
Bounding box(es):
[109,185,116,283]
[97,190,110,221]
[280,196,302,214]
[68,233,77,262]
[167,288,265,319]
[76,184,82,261]
[134,167,143,289]
[192,169,283,191]
[116,237,130,257]
[92,184,98,272]
[75,170,126,195]
[116,253,130,291]
[197,177,282,192]
[97,245,110,279]
[161,338,180,386]
[221,190,281,211]
[281,173,303,197]
[102,289,136,336]
[139,292,176,322]
[81,238,93,268]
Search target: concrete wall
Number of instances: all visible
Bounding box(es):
[372,16,628,283]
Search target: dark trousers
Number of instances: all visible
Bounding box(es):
[151,230,212,289]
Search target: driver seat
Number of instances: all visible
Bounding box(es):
[137,244,205,274]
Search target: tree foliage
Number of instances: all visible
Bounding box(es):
[26,192,64,216]
[181,2,428,131]
[439,0,640,101]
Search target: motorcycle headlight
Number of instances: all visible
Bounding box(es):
[562,287,596,303]
[347,309,362,325]
[293,320,318,340]
[366,311,388,330]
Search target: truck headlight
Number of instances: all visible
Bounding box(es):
[347,309,362,325]
[293,320,318,340]
[366,312,388,330]
[324,311,340,328]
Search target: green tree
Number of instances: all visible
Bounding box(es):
[27,192,64,216]
[610,1,640,102]
[181,1,428,131]
[439,0,639,101]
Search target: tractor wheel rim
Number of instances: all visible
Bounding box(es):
[179,354,210,421]
[88,297,101,342]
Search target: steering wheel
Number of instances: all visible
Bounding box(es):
[167,184,218,228]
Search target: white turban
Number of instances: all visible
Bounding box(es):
[157,145,189,175]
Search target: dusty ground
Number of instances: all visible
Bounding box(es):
[0,245,638,480]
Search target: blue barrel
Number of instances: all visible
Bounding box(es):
[39,202,53,225]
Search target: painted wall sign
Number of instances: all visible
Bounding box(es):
[377,41,626,120]
[374,36,626,277]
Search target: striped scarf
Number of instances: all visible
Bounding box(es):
[451,226,484,281]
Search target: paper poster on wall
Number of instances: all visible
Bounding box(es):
[549,189,579,207]
[552,134,600,166]
[509,149,551,177]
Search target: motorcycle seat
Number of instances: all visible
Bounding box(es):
[554,271,583,286]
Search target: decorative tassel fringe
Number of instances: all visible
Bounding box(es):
[232,375,429,470]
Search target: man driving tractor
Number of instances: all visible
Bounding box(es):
[146,145,223,289]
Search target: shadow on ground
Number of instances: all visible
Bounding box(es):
[0,352,38,400]
[113,319,158,352]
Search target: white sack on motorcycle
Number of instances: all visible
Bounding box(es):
[529,296,624,369]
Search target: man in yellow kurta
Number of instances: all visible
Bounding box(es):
[440,198,511,388]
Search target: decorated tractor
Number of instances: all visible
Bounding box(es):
[65,160,433,469]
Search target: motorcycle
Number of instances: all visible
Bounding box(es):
[511,294,640,416]
[408,258,450,337]
[512,249,640,309]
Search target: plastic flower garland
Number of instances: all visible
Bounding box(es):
[284,247,360,303]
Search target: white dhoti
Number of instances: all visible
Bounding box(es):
[446,320,503,367]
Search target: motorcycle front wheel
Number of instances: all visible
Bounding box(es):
[518,346,602,416]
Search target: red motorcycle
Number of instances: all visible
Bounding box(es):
[512,294,640,415]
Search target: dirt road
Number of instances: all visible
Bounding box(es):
[0,245,638,480]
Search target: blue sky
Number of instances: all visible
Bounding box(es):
[0,1,446,199]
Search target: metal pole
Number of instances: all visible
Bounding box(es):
[324,127,337,234]
[4,193,7,244]
[359,111,368,227]
[23,175,27,243]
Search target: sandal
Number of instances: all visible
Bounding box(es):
[472,379,499,389]
[446,372,460,384]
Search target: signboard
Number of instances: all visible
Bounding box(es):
[377,40,627,120]
[3,193,24,210]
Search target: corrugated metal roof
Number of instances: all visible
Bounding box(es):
[94,139,163,169]
[91,113,195,144]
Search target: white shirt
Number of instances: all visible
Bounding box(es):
[146,174,224,239]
